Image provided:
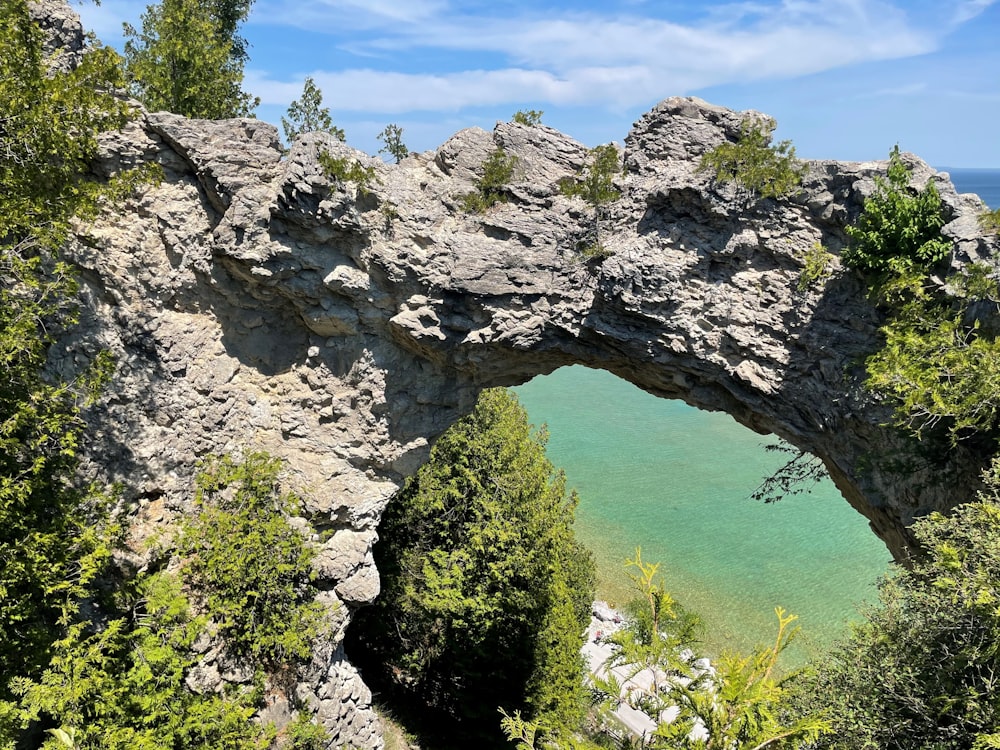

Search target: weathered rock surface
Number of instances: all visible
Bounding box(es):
[33,3,1000,748]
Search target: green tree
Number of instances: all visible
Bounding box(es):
[123,0,258,118]
[179,452,327,666]
[0,0,137,692]
[349,389,595,746]
[459,146,518,213]
[282,76,344,145]
[796,458,1000,749]
[560,143,622,259]
[377,123,408,163]
[512,110,544,126]
[698,118,804,202]
[843,145,950,279]
[591,551,829,750]
[1,574,269,750]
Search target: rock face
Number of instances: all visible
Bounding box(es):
[32,3,1000,748]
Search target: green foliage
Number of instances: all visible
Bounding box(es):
[284,712,328,750]
[1,573,269,750]
[560,144,622,260]
[377,124,409,163]
[317,151,379,195]
[844,146,951,279]
[513,110,544,126]
[844,146,950,278]
[591,550,830,750]
[179,452,326,666]
[1,0,135,250]
[797,242,834,292]
[123,0,258,118]
[0,0,141,691]
[560,144,621,209]
[282,76,343,145]
[459,147,518,213]
[839,148,999,443]
[865,301,1000,440]
[351,389,595,745]
[981,207,1000,234]
[698,118,804,201]
[797,458,1000,749]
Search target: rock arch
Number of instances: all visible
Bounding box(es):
[63,95,996,746]
[30,1,998,744]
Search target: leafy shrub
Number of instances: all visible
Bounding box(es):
[377,124,408,163]
[459,147,518,213]
[179,453,326,666]
[797,242,835,292]
[350,389,595,745]
[588,550,830,750]
[797,459,1000,749]
[981,207,1000,234]
[560,144,622,260]
[2,573,269,750]
[698,118,804,201]
[282,76,344,145]
[317,151,379,195]
[512,110,543,126]
[843,146,950,278]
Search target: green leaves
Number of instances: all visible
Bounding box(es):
[459,147,518,213]
[123,0,258,118]
[377,123,409,163]
[282,76,343,145]
[5,574,269,750]
[352,389,594,744]
[559,144,622,259]
[798,462,1000,749]
[180,453,326,666]
[698,118,804,202]
[844,145,950,278]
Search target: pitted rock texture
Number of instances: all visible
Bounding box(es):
[34,4,1000,747]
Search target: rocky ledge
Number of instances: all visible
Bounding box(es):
[30,1,1000,746]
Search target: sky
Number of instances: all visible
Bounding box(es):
[75,0,1000,168]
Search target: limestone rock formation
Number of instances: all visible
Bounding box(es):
[29,2,1000,747]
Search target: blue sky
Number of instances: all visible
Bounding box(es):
[76,0,999,167]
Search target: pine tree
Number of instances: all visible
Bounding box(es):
[281,76,344,145]
[124,0,258,118]
[349,389,594,745]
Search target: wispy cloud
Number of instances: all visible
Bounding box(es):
[249,0,941,113]
[951,0,997,24]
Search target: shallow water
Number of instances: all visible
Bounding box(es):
[514,169,1000,663]
[515,366,889,663]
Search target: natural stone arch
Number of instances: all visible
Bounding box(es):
[65,95,997,746]
[25,0,995,747]
[36,2,999,746]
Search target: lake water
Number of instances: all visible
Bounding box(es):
[513,169,1000,662]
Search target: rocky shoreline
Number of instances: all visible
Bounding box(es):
[584,601,712,743]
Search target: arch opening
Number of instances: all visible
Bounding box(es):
[513,364,890,662]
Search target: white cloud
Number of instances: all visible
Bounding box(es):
[246,0,942,115]
[951,0,997,24]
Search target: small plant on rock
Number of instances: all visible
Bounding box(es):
[560,143,622,259]
[377,123,408,163]
[699,117,804,202]
[512,109,544,126]
[180,452,327,667]
[318,151,379,196]
[843,145,950,279]
[797,242,835,292]
[980,207,1000,234]
[459,146,518,213]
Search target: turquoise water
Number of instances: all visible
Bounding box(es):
[514,367,890,663]
[512,170,1000,663]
